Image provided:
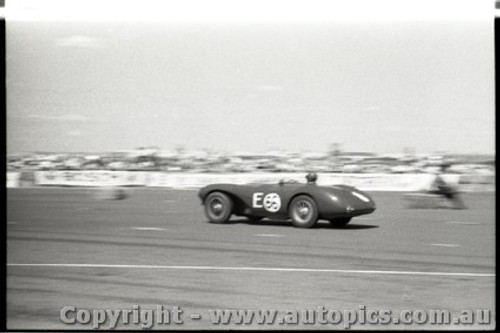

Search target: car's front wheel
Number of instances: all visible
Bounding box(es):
[204,192,233,224]
[329,217,352,227]
[289,195,318,228]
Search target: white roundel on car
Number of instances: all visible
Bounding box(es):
[263,193,281,212]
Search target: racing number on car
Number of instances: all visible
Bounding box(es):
[252,192,281,213]
[263,193,281,212]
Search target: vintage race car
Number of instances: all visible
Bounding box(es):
[198,173,376,228]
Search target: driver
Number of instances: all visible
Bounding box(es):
[305,172,317,184]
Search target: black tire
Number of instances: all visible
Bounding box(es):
[204,192,233,224]
[329,217,352,227]
[289,195,319,228]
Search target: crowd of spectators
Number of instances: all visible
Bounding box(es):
[6,149,495,176]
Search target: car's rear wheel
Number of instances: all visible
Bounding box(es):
[329,217,352,227]
[289,195,318,228]
[204,192,233,224]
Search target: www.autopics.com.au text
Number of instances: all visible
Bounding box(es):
[59,305,492,329]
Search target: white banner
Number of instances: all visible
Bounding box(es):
[325,174,460,192]
[7,172,21,188]
[34,171,148,186]
[147,172,308,188]
[146,172,461,191]
[29,171,463,191]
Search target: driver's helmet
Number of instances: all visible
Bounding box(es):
[305,172,318,183]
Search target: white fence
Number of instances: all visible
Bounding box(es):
[5,171,475,192]
[34,171,148,187]
[147,172,459,191]
[7,172,21,188]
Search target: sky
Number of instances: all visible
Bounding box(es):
[6,0,496,155]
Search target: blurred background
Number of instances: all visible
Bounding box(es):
[5,0,495,186]
[5,146,495,175]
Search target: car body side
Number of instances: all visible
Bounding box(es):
[198,182,376,221]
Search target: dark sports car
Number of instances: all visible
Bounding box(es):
[198,173,376,228]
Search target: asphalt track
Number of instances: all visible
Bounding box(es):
[6,188,496,330]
